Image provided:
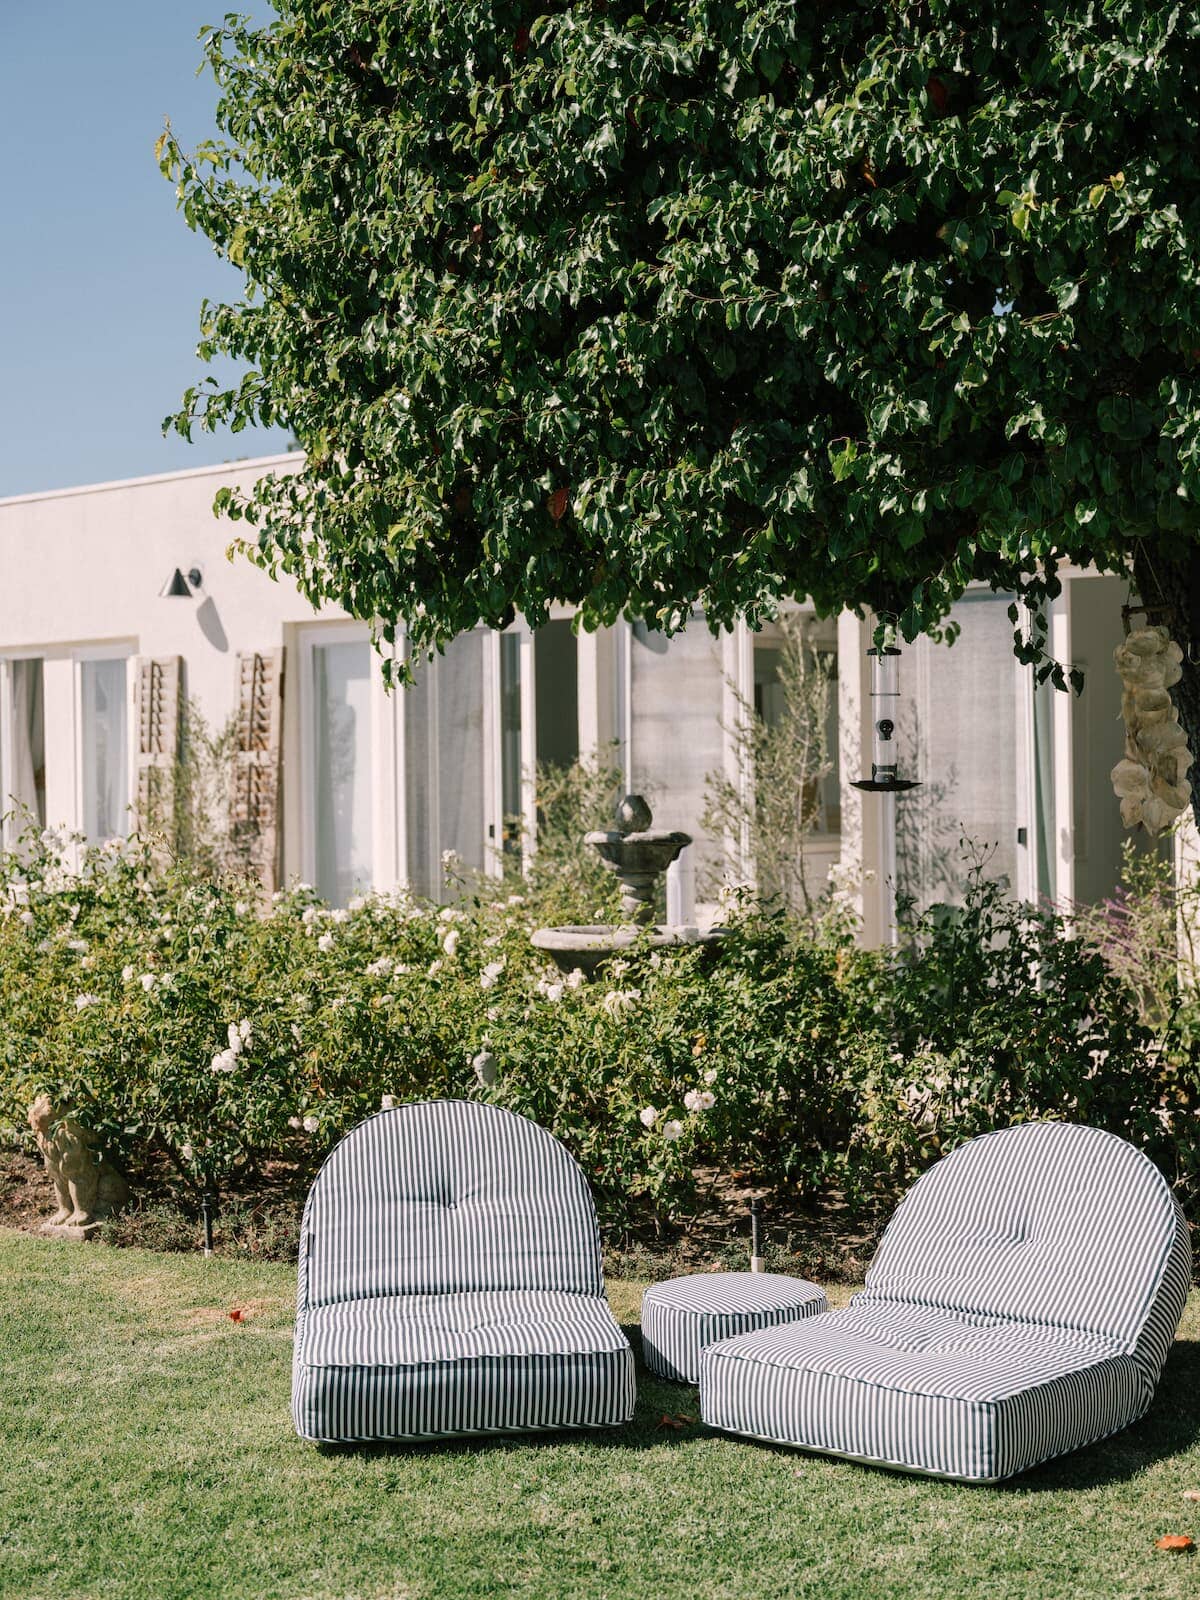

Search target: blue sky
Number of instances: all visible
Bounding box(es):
[0,3,292,498]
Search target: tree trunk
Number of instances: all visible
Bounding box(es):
[1130,545,1200,829]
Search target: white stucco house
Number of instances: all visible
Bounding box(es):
[0,451,1160,942]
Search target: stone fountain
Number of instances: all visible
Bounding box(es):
[530,794,725,977]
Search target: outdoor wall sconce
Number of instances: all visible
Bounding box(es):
[851,646,920,793]
[159,566,203,598]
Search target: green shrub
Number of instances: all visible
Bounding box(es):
[848,853,1189,1201]
[0,828,1193,1236]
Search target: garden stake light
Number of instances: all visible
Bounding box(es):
[750,1199,765,1274]
[201,1190,215,1257]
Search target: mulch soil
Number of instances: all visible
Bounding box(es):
[3,1147,887,1282]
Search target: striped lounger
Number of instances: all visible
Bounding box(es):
[700,1121,1192,1482]
[291,1099,636,1444]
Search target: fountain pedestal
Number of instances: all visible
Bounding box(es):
[530,795,726,977]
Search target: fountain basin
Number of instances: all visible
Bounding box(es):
[531,923,725,978]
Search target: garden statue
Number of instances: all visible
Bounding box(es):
[28,1094,128,1237]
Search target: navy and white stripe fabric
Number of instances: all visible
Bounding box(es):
[700,1122,1191,1481]
[642,1272,827,1384]
[292,1100,635,1444]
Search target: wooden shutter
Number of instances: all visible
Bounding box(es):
[231,648,285,893]
[132,655,182,838]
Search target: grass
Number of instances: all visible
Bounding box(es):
[2,1229,1199,1600]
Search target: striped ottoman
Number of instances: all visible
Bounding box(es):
[641,1272,827,1384]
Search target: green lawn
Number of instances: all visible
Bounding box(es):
[2,1230,1199,1600]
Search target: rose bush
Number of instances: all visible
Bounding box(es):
[0,828,1194,1232]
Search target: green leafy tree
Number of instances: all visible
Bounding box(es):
[163,3,1200,809]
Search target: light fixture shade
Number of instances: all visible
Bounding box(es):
[159,567,192,598]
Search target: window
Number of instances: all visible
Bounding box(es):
[752,620,841,836]
[499,632,523,860]
[534,619,579,770]
[311,639,374,906]
[79,657,129,842]
[1,658,46,837]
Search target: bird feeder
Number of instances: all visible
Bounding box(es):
[851,647,920,793]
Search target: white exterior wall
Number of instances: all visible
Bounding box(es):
[0,452,321,719]
[0,454,1155,935]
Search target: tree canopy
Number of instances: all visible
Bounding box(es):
[162,2,1200,687]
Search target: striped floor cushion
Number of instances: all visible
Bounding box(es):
[642,1272,828,1384]
[294,1290,635,1443]
[698,1122,1191,1482]
[292,1101,637,1445]
[700,1302,1146,1482]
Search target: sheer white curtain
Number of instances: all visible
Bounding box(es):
[403,633,487,899]
[313,640,373,906]
[895,592,1020,909]
[80,658,129,842]
[6,659,46,832]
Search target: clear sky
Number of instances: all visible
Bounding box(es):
[0,3,292,499]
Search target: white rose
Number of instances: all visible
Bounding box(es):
[302,1115,319,1134]
[381,1094,396,1109]
[684,1089,716,1113]
[662,1120,684,1142]
[74,994,98,1011]
[602,988,640,1017]
[442,929,460,957]
[639,1106,659,1128]
[140,973,156,992]
[317,931,334,952]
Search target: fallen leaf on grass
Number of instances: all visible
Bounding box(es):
[1156,1535,1194,1552]
[655,1413,694,1430]
[1183,1491,1200,1503]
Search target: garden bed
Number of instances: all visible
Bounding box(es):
[1,1146,885,1283]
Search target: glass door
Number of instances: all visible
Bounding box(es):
[79,657,129,843]
[0,658,47,842]
[311,637,374,905]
